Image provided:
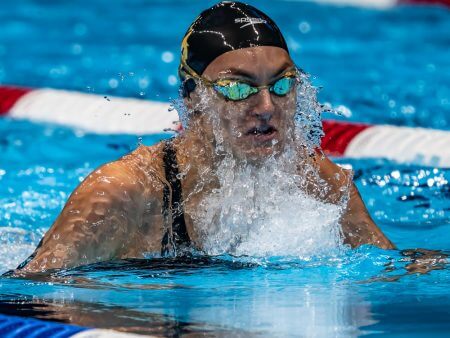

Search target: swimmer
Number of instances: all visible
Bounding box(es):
[18,1,394,272]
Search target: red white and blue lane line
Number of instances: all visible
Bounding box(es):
[1,85,449,167]
[1,85,449,168]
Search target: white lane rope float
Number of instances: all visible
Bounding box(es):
[1,85,449,167]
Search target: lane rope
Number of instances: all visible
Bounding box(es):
[1,85,449,167]
[0,313,153,338]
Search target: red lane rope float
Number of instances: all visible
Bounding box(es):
[0,86,31,116]
[398,0,450,6]
[321,120,370,156]
[0,85,449,167]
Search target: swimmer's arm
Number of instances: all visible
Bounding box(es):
[19,159,150,272]
[313,153,395,250]
[341,180,395,249]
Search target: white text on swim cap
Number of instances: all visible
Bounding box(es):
[235,17,267,28]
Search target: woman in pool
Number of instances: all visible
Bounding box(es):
[18,1,394,272]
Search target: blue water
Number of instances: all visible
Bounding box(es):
[0,0,450,336]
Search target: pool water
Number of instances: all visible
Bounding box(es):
[0,0,449,336]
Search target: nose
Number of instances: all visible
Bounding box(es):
[251,88,275,121]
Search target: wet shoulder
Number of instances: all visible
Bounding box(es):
[117,143,168,195]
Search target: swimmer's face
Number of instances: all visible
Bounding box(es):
[187,46,296,162]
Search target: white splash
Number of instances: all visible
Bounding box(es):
[193,155,344,258]
[176,69,347,259]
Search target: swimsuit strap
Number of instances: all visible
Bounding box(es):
[161,139,190,256]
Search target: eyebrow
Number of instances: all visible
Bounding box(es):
[271,62,295,79]
[218,62,294,82]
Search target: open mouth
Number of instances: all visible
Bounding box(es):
[246,125,277,136]
[245,125,278,143]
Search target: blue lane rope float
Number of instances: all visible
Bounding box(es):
[0,313,87,337]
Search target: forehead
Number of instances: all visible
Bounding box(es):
[202,46,293,80]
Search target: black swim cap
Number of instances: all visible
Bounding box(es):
[179,1,289,95]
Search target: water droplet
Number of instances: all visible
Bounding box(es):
[335,105,352,118]
[168,75,178,86]
[161,51,174,63]
[71,43,83,55]
[401,105,415,115]
[298,21,311,34]
[391,170,401,179]
[108,78,119,89]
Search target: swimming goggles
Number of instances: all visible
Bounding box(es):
[180,61,298,101]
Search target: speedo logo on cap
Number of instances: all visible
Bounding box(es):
[235,17,267,28]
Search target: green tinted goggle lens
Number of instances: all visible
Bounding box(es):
[213,76,295,101]
[271,77,295,96]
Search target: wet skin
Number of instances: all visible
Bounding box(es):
[188,46,298,162]
[18,46,394,273]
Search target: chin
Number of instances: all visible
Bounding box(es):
[233,142,284,164]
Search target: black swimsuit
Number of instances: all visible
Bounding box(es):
[160,140,191,256]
